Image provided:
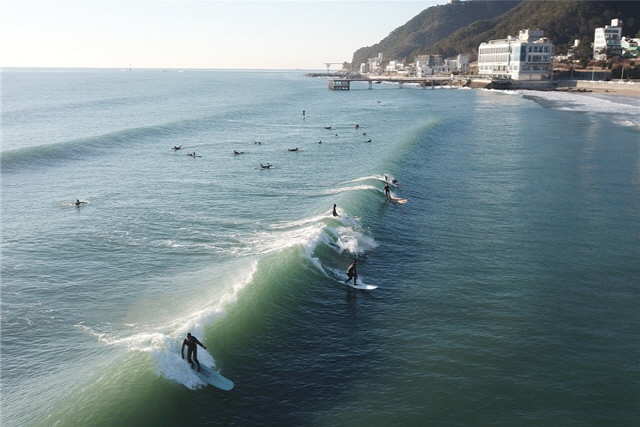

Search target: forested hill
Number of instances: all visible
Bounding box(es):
[350,0,640,67]
[350,1,522,66]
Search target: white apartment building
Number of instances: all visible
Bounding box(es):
[593,19,623,60]
[478,29,554,80]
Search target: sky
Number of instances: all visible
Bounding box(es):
[0,1,447,70]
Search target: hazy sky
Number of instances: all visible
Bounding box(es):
[0,1,447,70]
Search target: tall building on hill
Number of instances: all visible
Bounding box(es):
[478,29,554,80]
[593,19,623,60]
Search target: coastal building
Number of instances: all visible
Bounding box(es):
[621,36,639,58]
[477,29,554,80]
[365,52,384,75]
[386,61,404,73]
[593,19,623,60]
[413,54,468,77]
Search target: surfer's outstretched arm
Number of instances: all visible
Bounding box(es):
[194,337,207,350]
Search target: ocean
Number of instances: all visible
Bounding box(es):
[1,69,639,427]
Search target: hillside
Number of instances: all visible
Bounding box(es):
[351,0,640,67]
[351,1,521,66]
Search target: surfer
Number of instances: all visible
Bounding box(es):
[345,259,358,286]
[288,148,299,152]
[365,139,372,143]
[332,204,338,217]
[260,163,272,169]
[182,333,207,372]
[302,110,306,119]
[74,199,86,206]
[233,150,244,155]
[171,145,182,151]
[383,183,391,199]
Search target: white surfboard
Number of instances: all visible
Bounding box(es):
[389,196,408,204]
[345,282,377,290]
[194,364,234,391]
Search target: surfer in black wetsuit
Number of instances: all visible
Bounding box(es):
[182,333,207,372]
[333,204,338,217]
[345,259,358,286]
[383,183,391,199]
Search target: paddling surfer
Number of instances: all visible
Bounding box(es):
[182,333,207,372]
[345,259,358,286]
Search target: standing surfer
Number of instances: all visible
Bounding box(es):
[383,183,391,199]
[182,333,207,372]
[345,259,358,286]
[333,204,338,217]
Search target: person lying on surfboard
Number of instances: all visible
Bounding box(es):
[182,333,207,372]
[345,259,358,286]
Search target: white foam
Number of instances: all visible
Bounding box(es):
[321,184,377,195]
[519,89,640,127]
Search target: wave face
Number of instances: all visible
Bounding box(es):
[2,69,639,427]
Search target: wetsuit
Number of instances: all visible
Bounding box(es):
[383,184,391,198]
[345,261,358,285]
[182,335,206,371]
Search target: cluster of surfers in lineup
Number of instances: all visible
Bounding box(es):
[169,109,372,168]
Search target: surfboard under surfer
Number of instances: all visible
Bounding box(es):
[345,259,358,286]
[182,333,207,372]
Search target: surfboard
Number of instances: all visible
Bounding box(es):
[389,196,408,204]
[345,282,377,290]
[194,364,235,391]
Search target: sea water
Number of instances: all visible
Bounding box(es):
[1,69,639,427]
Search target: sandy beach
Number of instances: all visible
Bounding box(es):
[558,81,640,97]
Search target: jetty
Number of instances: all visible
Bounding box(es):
[328,75,470,90]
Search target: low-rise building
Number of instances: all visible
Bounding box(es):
[478,29,554,80]
[621,36,639,58]
[414,54,468,77]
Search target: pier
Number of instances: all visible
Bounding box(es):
[327,75,469,90]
